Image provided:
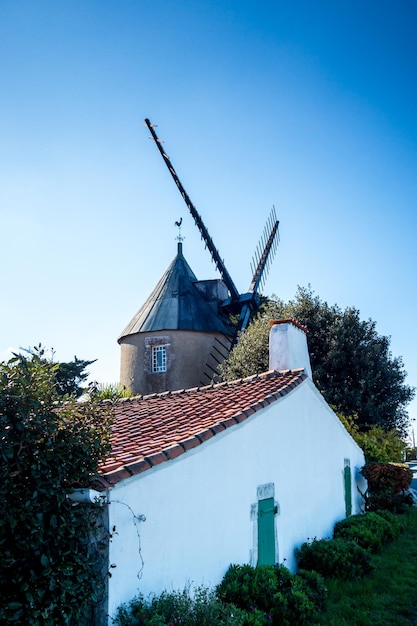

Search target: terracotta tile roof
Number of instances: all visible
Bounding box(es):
[96,369,307,488]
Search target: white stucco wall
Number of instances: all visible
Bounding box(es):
[106,378,365,619]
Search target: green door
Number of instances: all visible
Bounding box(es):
[344,461,352,517]
[257,497,276,566]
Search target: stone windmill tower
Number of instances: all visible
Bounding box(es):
[118,119,280,396]
[118,239,234,396]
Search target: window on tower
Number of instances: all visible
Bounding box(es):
[151,345,167,373]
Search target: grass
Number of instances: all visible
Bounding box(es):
[318,507,417,625]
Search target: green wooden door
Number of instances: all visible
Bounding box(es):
[257,497,276,566]
[344,461,352,517]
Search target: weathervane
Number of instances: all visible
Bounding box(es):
[175,217,184,242]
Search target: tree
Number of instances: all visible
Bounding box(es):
[54,356,96,397]
[23,346,95,398]
[338,414,406,462]
[0,347,113,624]
[220,286,415,434]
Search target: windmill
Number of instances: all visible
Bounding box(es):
[144,118,280,337]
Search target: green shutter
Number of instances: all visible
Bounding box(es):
[257,497,276,566]
[344,461,352,517]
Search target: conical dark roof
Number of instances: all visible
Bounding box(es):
[119,243,233,340]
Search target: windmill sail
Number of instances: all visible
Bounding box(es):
[248,206,280,294]
[144,118,240,303]
[144,118,279,337]
[236,206,280,333]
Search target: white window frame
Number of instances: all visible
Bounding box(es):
[151,345,167,373]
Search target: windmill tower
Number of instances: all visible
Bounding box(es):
[118,119,280,396]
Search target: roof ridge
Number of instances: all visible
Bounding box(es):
[114,368,307,404]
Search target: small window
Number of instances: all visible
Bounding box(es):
[152,345,167,373]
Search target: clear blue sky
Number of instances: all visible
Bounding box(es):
[1,1,417,432]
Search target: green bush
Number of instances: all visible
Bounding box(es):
[114,587,252,626]
[295,569,328,608]
[295,538,374,579]
[216,563,291,614]
[374,509,406,537]
[289,569,327,623]
[333,512,396,552]
[216,563,326,625]
[0,348,112,625]
[334,523,382,553]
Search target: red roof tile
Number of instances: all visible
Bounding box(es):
[98,369,306,487]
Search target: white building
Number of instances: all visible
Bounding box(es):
[96,320,366,622]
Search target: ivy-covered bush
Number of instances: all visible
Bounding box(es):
[0,348,113,625]
[333,512,395,553]
[216,563,327,625]
[361,463,414,512]
[295,537,374,579]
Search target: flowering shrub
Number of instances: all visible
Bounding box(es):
[361,463,413,512]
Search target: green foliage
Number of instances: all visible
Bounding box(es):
[216,563,326,625]
[220,286,415,434]
[114,586,259,626]
[360,462,414,512]
[318,508,417,625]
[118,511,417,625]
[295,537,374,579]
[333,512,396,552]
[54,355,96,397]
[220,298,282,380]
[374,508,406,536]
[91,382,133,400]
[338,415,407,462]
[0,347,113,625]
[216,563,290,612]
[334,523,383,553]
[23,346,95,398]
[288,569,328,624]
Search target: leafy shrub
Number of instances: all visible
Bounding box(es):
[0,348,113,625]
[289,569,327,623]
[361,463,413,512]
[217,563,326,625]
[333,512,396,552]
[353,425,406,463]
[114,587,263,625]
[362,463,412,493]
[216,563,291,613]
[295,538,374,579]
[334,523,381,552]
[295,569,327,609]
[374,509,405,537]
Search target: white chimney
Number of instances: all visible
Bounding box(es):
[269,319,312,378]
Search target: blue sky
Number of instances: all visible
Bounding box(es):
[1,1,417,431]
